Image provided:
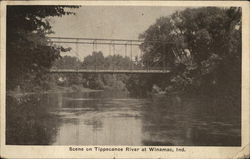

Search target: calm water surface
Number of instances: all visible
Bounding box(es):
[6,90,241,146]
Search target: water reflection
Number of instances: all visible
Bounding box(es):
[141,96,240,146]
[6,90,240,146]
[6,95,60,145]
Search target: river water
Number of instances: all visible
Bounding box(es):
[6,90,241,146]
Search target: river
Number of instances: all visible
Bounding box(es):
[6,89,241,146]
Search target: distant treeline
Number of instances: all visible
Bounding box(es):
[51,53,131,91]
[53,51,139,70]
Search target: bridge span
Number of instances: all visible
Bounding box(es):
[48,37,182,75]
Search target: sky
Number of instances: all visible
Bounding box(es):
[49,6,186,60]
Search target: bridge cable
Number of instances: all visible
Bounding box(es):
[125,43,127,57]
[125,44,127,69]
[136,45,139,69]
[93,40,97,70]
[95,40,98,51]
[130,41,133,70]
[75,39,80,71]
[139,46,142,69]
[112,42,115,70]
[109,41,111,56]
[95,40,98,70]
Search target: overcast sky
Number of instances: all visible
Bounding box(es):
[49,6,186,59]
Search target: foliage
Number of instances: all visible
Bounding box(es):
[137,7,241,101]
[82,51,131,70]
[52,51,131,91]
[6,96,59,144]
[6,6,79,91]
[82,52,131,90]
[53,55,81,69]
[82,51,105,69]
[139,16,177,68]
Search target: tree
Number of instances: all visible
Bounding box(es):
[82,51,132,70]
[137,7,241,100]
[6,5,79,91]
[53,55,81,69]
[171,7,241,97]
[80,51,131,90]
[139,16,178,68]
[82,51,105,69]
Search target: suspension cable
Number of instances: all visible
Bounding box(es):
[75,39,80,70]
[113,43,115,70]
[93,40,96,70]
[109,41,111,56]
[130,41,133,70]
[125,43,127,57]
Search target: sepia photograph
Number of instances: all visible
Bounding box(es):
[1,1,249,159]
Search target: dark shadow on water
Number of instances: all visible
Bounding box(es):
[141,95,241,146]
[6,95,61,145]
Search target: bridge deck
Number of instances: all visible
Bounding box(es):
[50,69,171,74]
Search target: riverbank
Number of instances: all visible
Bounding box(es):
[7,85,103,98]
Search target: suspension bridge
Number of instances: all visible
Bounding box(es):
[49,37,183,74]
